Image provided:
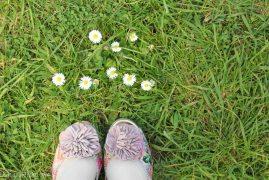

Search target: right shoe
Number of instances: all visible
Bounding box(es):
[104,119,153,180]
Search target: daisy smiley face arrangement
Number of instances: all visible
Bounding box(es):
[51,29,156,92]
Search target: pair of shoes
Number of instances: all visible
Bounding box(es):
[52,119,153,180]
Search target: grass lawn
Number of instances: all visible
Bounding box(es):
[0,0,268,179]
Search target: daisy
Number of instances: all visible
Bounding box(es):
[79,76,93,90]
[88,30,102,44]
[111,41,122,52]
[148,44,154,51]
[141,80,155,91]
[123,74,136,86]
[128,32,138,42]
[103,45,110,50]
[52,73,65,86]
[93,79,100,86]
[106,67,118,79]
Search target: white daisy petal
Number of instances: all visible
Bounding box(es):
[111,41,122,52]
[52,73,66,86]
[141,80,155,91]
[79,76,93,90]
[106,67,118,79]
[123,74,136,86]
[88,30,102,44]
[129,32,138,42]
[149,80,155,86]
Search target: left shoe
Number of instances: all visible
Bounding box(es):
[52,121,102,180]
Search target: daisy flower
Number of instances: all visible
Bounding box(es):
[106,67,118,79]
[52,73,65,86]
[103,45,110,50]
[148,44,154,51]
[128,32,138,42]
[88,30,102,44]
[111,41,122,52]
[141,80,155,91]
[93,79,100,86]
[79,76,93,90]
[123,74,136,86]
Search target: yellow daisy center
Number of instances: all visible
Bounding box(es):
[83,80,89,85]
[93,33,99,40]
[56,77,62,82]
[111,71,116,75]
[127,76,132,81]
[130,34,135,39]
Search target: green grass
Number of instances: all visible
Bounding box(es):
[0,0,268,179]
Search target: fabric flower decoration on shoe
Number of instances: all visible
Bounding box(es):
[59,122,101,158]
[105,123,144,160]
